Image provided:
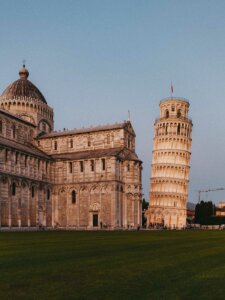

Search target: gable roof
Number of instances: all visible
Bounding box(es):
[37,121,135,139]
[0,137,52,160]
[51,147,141,162]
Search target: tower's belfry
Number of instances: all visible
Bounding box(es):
[146,97,193,229]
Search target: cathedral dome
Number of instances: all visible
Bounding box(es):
[1,65,47,104]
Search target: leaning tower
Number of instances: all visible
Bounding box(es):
[147,97,193,229]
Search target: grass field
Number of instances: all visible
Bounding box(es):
[1,231,225,300]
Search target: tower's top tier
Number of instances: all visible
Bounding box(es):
[159,97,189,119]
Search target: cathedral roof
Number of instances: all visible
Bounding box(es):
[37,121,134,139]
[0,65,47,104]
[0,137,52,160]
[51,147,141,162]
[0,108,36,127]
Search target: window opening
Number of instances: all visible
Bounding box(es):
[72,190,76,204]
[12,182,16,196]
[91,160,94,172]
[47,189,50,200]
[80,161,84,172]
[102,159,106,171]
[32,186,35,198]
[69,162,73,173]
[177,124,180,135]
[70,139,73,148]
[165,110,169,118]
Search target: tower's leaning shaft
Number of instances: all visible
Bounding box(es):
[147,97,193,229]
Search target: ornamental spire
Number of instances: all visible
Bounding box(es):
[19,60,29,79]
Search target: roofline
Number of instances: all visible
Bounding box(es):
[0,108,36,127]
[1,78,47,104]
[37,121,131,139]
[51,146,142,163]
[0,138,52,160]
[160,97,189,105]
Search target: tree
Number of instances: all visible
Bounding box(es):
[142,198,149,227]
[195,201,214,225]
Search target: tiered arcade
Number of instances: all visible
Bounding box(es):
[146,97,193,229]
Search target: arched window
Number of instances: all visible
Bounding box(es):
[102,158,106,171]
[88,137,91,147]
[165,110,169,118]
[42,123,46,131]
[127,164,130,172]
[47,189,50,200]
[177,109,181,118]
[91,160,94,172]
[69,162,73,173]
[80,161,84,172]
[177,124,180,135]
[54,141,57,150]
[12,182,16,196]
[70,139,73,148]
[31,186,35,198]
[107,134,110,144]
[72,190,76,204]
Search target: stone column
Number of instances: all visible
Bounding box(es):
[111,185,116,229]
[124,193,127,228]
[18,182,22,227]
[27,185,30,227]
[52,189,55,228]
[36,186,39,227]
[66,188,68,228]
[88,188,92,228]
[137,197,140,226]
[8,180,12,227]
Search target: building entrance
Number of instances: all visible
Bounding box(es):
[93,214,98,227]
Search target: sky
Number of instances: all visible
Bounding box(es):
[1,0,225,204]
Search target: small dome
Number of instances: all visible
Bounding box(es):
[0,65,47,104]
[19,64,29,79]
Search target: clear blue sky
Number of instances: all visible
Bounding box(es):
[1,0,225,203]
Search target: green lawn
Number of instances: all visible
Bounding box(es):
[0,231,225,300]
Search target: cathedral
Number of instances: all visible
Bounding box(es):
[0,65,142,229]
